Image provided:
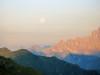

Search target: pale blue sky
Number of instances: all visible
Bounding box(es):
[0,0,100,49]
[0,0,100,32]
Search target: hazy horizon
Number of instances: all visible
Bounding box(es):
[0,0,100,49]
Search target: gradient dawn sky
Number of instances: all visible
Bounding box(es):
[0,0,100,49]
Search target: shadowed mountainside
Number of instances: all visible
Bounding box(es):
[0,56,42,75]
[10,49,100,75]
[0,48,100,75]
[64,54,100,70]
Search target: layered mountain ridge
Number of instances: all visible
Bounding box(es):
[0,48,99,75]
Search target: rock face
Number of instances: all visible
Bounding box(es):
[44,27,100,56]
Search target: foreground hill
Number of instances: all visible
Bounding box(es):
[0,56,42,75]
[10,49,99,75]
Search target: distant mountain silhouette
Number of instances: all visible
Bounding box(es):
[9,49,99,75]
[29,44,51,56]
[64,54,100,71]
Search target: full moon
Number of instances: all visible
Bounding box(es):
[40,17,46,24]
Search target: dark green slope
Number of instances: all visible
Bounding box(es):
[0,56,42,75]
[10,49,100,75]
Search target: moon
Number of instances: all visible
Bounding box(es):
[40,17,46,24]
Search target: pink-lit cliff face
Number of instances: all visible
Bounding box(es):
[44,27,100,57]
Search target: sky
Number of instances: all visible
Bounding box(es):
[0,0,100,49]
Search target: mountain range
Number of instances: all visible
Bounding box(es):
[43,27,100,57]
[0,48,100,75]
